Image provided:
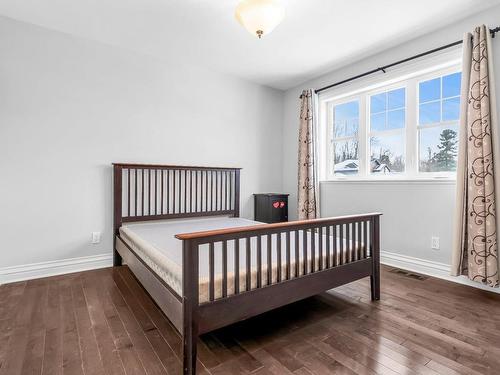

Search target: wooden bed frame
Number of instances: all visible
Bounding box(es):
[113,163,381,375]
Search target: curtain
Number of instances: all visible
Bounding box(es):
[451,25,500,287]
[297,89,319,220]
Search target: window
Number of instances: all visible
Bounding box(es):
[332,100,359,176]
[320,60,461,180]
[418,72,461,173]
[369,88,406,174]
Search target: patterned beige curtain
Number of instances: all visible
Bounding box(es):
[451,25,500,287]
[297,89,319,220]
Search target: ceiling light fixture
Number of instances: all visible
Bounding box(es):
[235,0,285,39]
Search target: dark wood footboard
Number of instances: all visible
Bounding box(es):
[176,213,381,374]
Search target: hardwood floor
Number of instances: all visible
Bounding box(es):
[1,265,500,375]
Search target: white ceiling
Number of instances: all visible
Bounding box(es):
[1,0,499,90]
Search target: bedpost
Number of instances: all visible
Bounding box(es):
[113,164,123,266]
[233,169,240,218]
[370,214,381,301]
[182,239,199,375]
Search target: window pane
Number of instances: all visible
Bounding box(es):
[419,101,440,125]
[419,78,440,102]
[442,72,461,98]
[370,133,405,174]
[370,112,386,132]
[370,93,386,113]
[333,139,359,175]
[442,97,460,121]
[388,88,405,110]
[334,101,359,138]
[387,109,405,130]
[419,125,459,172]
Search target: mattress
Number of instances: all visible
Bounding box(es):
[119,217,363,303]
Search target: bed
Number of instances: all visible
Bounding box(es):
[113,163,381,375]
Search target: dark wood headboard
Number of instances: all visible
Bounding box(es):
[113,163,241,236]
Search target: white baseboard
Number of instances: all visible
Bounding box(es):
[381,250,500,294]
[2,250,498,294]
[0,254,113,285]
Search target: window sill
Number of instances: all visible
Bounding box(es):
[320,178,456,185]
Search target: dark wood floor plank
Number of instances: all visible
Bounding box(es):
[20,281,49,375]
[87,272,148,375]
[81,272,127,375]
[71,275,106,375]
[41,279,63,375]
[116,268,183,358]
[0,281,28,373]
[60,277,85,375]
[2,265,500,375]
[112,269,181,374]
[0,281,45,375]
[309,316,439,375]
[99,270,168,375]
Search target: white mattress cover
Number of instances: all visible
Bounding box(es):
[119,217,363,303]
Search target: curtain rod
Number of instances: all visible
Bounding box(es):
[307,26,500,97]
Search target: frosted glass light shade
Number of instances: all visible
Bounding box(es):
[235,0,285,38]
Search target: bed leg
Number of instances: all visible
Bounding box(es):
[182,239,199,375]
[113,249,123,266]
[370,215,380,301]
[183,320,198,375]
[370,274,380,301]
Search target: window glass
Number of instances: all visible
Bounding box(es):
[442,72,461,98]
[370,93,386,113]
[334,101,359,137]
[419,125,459,172]
[442,97,460,121]
[419,101,441,125]
[370,113,386,132]
[419,78,440,102]
[368,88,406,174]
[387,109,405,130]
[370,133,405,174]
[388,88,405,110]
[333,139,359,176]
[418,72,461,174]
[332,100,359,175]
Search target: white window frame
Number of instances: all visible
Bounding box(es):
[318,49,462,182]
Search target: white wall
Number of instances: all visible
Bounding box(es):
[0,16,283,271]
[282,6,500,266]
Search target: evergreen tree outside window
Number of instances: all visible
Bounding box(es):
[418,72,461,173]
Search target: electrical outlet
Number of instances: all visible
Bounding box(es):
[92,232,101,244]
[431,236,439,250]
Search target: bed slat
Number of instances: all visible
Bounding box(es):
[302,230,308,275]
[294,230,299,277]
[209,242,214,301]
[234,239,240,294]
[222,240,228,298]
[267,234,272,285]
[325,226,330,269]
[246,237,251,291]
[285,231,290,280]
[257,236,262,288]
